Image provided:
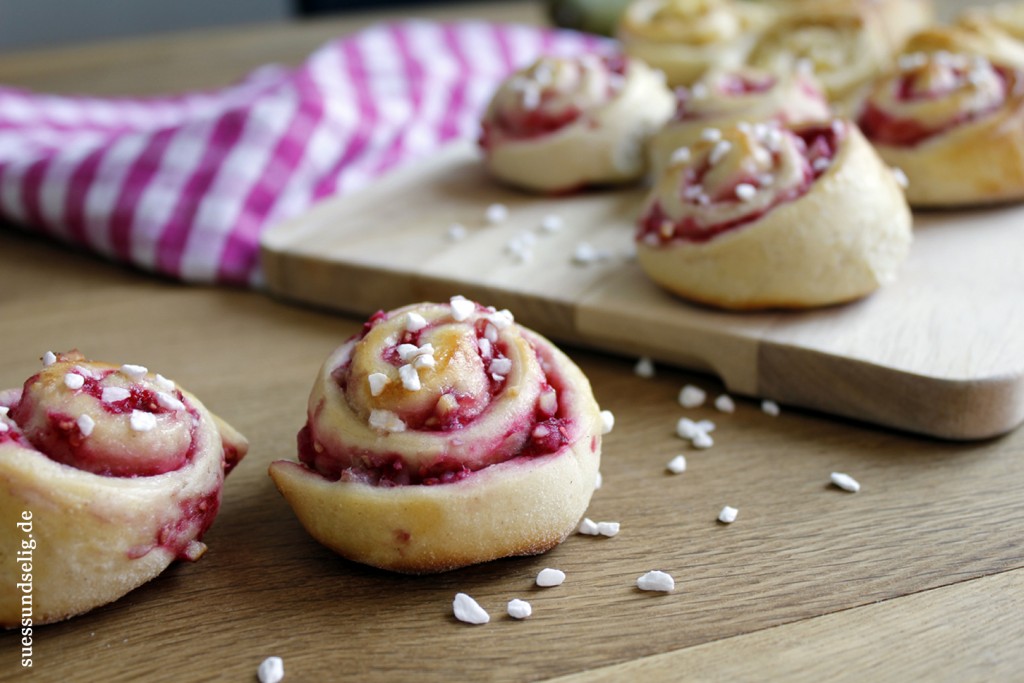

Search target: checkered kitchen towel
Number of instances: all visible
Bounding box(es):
[0,21,609,286]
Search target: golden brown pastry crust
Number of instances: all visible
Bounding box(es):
[635,120,912,309]
[858,48,1024,207]
[618,0,776,87]
[269,301,603,573]
[0,352,247,627]
[479,54,674,193]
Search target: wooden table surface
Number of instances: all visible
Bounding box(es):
[2,2,1022,682]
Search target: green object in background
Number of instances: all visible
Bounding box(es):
[547,0,633,36]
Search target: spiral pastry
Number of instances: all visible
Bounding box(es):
[0,351,248,626]
[764,0,934,54]
[746,6,895,113]
[635,119,912,309]
[618,0,775,87]
[649,66,831,173]
[857,45,1024,207]
[479,54,674,193]
[958,2,1024,44]
[269,299,604,573]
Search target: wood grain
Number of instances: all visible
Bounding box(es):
[3,3,1024,681]
[2,228,1024,682]
[261,143,1024,440]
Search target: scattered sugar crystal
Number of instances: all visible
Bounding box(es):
[714,395,736,413]
[399,364,421,391]
[831,472,861,492]
[596,521,620,537]
[573,242,599,265]
[696,419,716,433]
[594,471,603,489]
[709,140,732,165]
[667,454,687,474]
[507,599,532,620]
[600,410,615,435]
[120,364,148,381]
[450,295,475,321]
[130,410,157,432]
[453,593,490,625]
[369,409,406,433]
[701,127,721,142]
[670,147,691,165]
[578,518,599,535]
[478,337,492,357]
[484,323,499,343]
[536,568,566,587]
[156,392,186,412]
[76,414,96,437]
[0,406,8,416]
[812,157,831,172]
[637,570,675,592]
[397,344,420,362]
[368,373,389,397]
[154,374,176,392]
[718,506,738,523]
[257,656,285,683]
[634,357,655,378]
[64,373,85,390]
[761,400,780,416]
[413,354,436,369]
[0,422,8,433]
[101,386,131,403]
[42,351,57,367]
[676,417,699,440]
[447,223,468,241]
[691,83,709,99]
[487,309,514,329]
[485,203,509,225]
[692,431,714,449]
[892,167,909,188]
[538,389,558,416]
[678,385,706,408]
[539,214,563,233]
[490,357,513,375]
[405,312,427,332]
[735,183,757,201]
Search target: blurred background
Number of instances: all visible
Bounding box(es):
[0,0,537,53]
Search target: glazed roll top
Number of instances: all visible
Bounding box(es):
[301,298,591,486]
[639,120,839,245]
[9,354,204,477]
[480,54,627,147]
[859,51,1015,147]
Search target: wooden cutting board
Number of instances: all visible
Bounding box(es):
[260,142,1024,441]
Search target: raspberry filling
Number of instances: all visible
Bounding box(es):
[858,64,1012,147]
[299,311,578,487]
[674,74,777,121]
[479,54,628,149]
[638,125,838,245]
[9,368,198,477]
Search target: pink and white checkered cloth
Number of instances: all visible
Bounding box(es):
[0,21,609,286]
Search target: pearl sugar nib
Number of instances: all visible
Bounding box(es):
[831,472,861,492]
[634,356,655,378]
[667,454,687,474]
[600,409,615,435]
[453,593,490,625]
[257,656,285,683]
[678,384,706,408]
[637,570,675,593]
[718,506,738,524]
[507,599,532,620]
[536,568,566,587]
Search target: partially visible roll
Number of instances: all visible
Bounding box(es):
[857,45,1024,207]
[618,0,775,86]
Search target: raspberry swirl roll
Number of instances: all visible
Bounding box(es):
[958,2,1024,44]
[636,120,912,309]
[746,6,895,113]
[0,351,248,626]
[618,0,775,87]
[478,54,674,193]
[269,299,604,573]
[858,48,1024,207]
[649,66,831,173]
